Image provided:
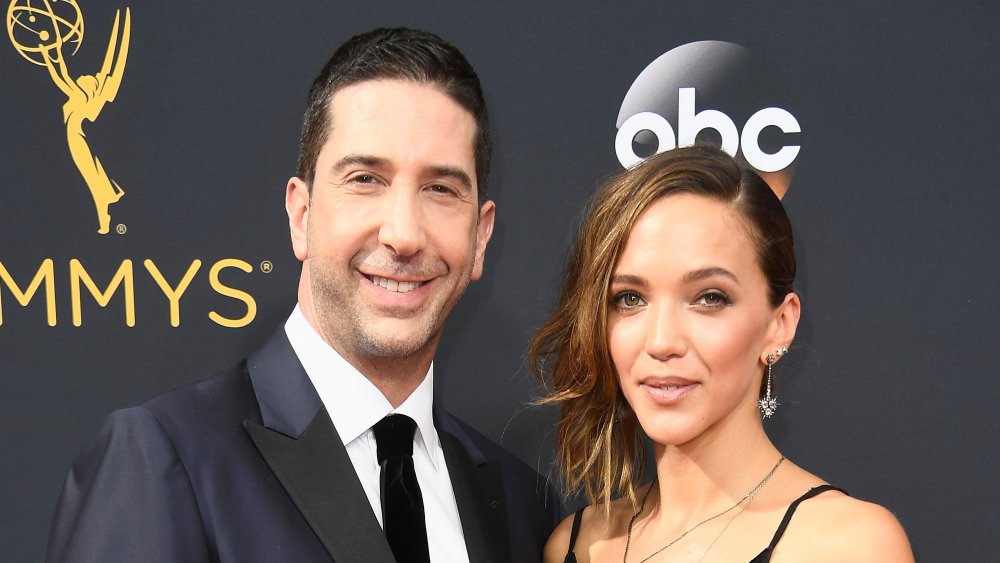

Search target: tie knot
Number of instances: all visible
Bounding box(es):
[372,414,416,462]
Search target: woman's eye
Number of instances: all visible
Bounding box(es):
[614,292,645,309]
[696,291,731,308]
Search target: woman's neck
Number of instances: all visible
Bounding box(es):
[648,418,782,525]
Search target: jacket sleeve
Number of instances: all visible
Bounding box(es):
[45,407,212,563]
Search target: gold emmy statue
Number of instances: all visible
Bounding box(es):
[7,0,131,234]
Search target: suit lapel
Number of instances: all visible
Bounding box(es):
[243,329,395,563]
[245,410,395,563]
[438,413,510,563]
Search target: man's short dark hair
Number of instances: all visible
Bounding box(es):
[297,27,491,204]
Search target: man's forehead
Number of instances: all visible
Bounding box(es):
[323,80,475,153]
[316,80,477,190]
[327,78,472,121]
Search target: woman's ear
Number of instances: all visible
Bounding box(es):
[762,292,800,363]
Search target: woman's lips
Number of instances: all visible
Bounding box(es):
[640,378,698,405]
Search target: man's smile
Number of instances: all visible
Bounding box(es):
[366,274,425,293]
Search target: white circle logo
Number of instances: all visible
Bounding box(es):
[615,41,800,197]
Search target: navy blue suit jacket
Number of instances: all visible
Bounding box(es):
[46,329,559,562]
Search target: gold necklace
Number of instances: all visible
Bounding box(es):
[622,456,785,563]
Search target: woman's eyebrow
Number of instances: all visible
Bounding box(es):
[610,274,647,288]
[682,267,740,285]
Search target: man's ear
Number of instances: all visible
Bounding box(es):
[470,200,496,281]
[286,177,310,261]
[761,292,801,364]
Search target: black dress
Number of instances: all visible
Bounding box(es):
[563,485,846,563]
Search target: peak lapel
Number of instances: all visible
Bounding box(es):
[243,329,395,563]
[439,430,511,563]
[246,409,395,563]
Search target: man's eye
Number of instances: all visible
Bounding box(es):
[427,184,456,195]
[351,174,376,183]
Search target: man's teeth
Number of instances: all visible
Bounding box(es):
[370,275,421,293]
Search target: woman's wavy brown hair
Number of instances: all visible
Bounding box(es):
[529,144,795,512]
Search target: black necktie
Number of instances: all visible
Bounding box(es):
[372,414,430,563]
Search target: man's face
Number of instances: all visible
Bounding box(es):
[287,79,494,370]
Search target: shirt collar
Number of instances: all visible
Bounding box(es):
[284,305,441,469]
[391,368,438,468]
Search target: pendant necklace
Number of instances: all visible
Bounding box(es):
[622,456,785,563]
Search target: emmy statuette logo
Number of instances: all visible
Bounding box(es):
[2,2,269,330]
[7,0,131,234]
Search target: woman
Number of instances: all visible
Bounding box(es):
[531,145,913,562]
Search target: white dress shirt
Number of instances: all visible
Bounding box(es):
[284,306,470,563]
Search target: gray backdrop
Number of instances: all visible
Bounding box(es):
[2,1,997,560]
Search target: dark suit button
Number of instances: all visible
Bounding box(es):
[490,500,499,509]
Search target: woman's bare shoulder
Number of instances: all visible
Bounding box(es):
[543,497,635,563]
[543,510,578,563]
[775,488,914,562]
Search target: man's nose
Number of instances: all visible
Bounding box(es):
[377,186,426,257]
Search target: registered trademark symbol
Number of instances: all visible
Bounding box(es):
[116,224,127,235]
[260,260,273,273]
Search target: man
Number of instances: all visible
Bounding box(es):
[46,28,558,562]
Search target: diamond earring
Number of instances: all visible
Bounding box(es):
[759,348,786,418]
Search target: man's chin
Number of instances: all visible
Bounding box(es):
[356,335,433,359]
[356,321,440,359]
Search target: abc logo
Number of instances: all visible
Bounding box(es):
[615,41,800,194]
[616,88,800,172]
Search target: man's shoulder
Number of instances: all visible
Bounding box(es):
[137,324,294,422]
[80,359,265,481]
[438,411,552,489]
[94,360,260,460]
[439,411,563,552]
[140,360,257,423]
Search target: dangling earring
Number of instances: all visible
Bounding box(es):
[759,347,787,418]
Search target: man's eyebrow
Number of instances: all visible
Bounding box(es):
[682,267,740,284]
[427,165,473,192]
[330,156,473,192]
[331,154,388,172]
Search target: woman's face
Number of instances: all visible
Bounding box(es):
[608,193,797,448]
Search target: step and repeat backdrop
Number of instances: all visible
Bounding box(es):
[2,0,997,560]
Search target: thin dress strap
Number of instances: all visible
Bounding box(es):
[563,507,586,563]
[765,484,847,551]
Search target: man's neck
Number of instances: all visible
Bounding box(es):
[349,353,434,408]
